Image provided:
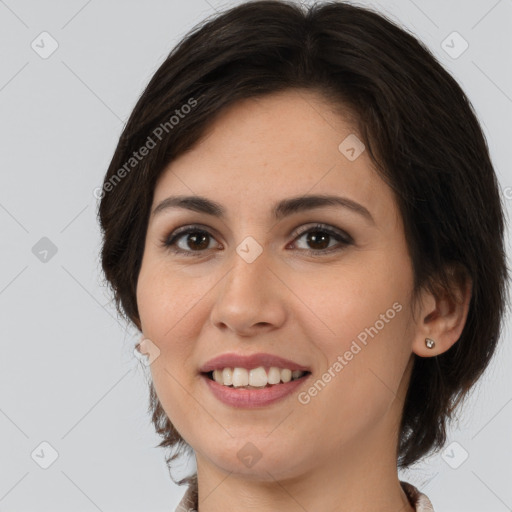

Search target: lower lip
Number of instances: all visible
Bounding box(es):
[201,373,311,408]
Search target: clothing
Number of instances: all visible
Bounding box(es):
[174,476,435,511]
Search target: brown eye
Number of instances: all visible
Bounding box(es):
[182,231,211,251]
[163,227,219,256]
[291,224,352,256]
[303,231,331,250]
[161,223,352,258]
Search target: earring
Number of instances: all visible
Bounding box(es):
[425,337,436,349]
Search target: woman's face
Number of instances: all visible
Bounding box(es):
[136,89,419,481]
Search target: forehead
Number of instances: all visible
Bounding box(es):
[152,89,398,226]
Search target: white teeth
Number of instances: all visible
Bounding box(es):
[221,368,233,386]
[280,368,292,383]
[210,366,307,387]
[232,367,249,387]
[249,367,268,387]
[267,367,281,385]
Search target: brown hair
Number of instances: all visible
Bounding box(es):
[97,0,509,482]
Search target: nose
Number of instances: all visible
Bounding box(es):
[209,246,287,337]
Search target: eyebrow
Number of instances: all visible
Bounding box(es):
[151,194,374,224]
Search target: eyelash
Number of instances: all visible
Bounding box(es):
[160,223,353,258]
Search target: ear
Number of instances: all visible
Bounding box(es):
[411,265,472,357]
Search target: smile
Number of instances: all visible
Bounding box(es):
[201,369,311,408]
[207,366,309,388]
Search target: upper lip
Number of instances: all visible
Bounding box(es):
[199,352,311,373]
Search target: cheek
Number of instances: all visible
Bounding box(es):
[136,264,207,438]
[294,253,413,418]
[137,259,198,337]
[299,310,411,450]
[136,261,199,383]
[291,251,412,345]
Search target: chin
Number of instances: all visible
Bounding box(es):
[200,438,304,481]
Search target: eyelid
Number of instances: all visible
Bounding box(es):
[290,222,353,244]
[161,222,353,256]
[160,224,222,253]
[165,222,352,242]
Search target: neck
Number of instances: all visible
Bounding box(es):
[193,421,414,512]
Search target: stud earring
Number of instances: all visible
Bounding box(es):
[425,337,436,349]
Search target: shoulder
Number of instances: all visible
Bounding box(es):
[400,480,435,512]
[174,478,198,512]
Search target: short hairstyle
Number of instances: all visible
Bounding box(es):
[97,0,509,481]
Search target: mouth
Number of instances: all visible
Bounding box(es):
[198,352,312,405]
[201,367,312,389]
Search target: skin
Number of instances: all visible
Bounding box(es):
[136,89,471,512]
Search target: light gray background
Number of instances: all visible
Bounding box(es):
[1,0,511,510]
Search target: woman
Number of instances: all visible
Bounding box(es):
[97,1,509,510]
